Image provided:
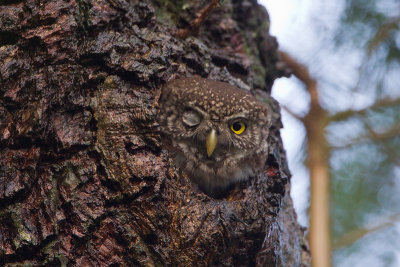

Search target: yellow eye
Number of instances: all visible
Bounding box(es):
[230,121,246,135]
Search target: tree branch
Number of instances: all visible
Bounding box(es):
[333,213,400,250]
[368,16,400,55]
[281,105,305,122]
[363,121,400,165]
[278,51,318,90]
[327,97,400,123]
[279,50,331,267]
[331,123,400,149]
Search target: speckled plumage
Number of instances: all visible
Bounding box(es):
[158,76,271,196]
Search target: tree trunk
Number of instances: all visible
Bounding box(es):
[0,0,310,266]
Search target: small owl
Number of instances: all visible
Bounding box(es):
[158,76,271,197]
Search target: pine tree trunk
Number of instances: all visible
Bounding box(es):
[0,0,310,265]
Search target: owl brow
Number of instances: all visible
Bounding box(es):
[225,111,249,122]
[188,106,209,118]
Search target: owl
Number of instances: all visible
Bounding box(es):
[158,76,271,197]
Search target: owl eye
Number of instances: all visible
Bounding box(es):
[182,110,201,127]
[230,121,246,135]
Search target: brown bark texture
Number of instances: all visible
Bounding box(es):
[0,0,310,266]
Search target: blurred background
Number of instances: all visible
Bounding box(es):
[260,0,400,266]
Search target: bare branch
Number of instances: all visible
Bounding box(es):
[281,105,305,122]
[327,97,400,123]
[279,50,331,267]
[331,123,400,149]
[363,121,400,166]
[368,16,400,55]
[278,51,317,90]
[333,213,400,250]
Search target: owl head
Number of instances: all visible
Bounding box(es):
[158,76,271,197]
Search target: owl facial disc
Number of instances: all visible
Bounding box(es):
[158,76,271,197]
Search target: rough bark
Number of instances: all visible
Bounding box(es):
[0,0,310,266]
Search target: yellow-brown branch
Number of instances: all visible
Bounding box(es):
[279,50,331,267]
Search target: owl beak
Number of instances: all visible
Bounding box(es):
[206,129,217,157]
